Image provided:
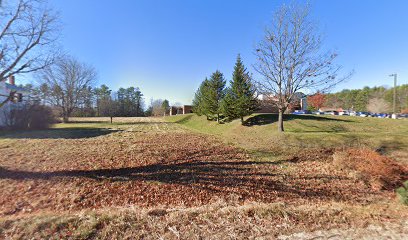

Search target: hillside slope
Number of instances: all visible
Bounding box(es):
[166,114,408,163]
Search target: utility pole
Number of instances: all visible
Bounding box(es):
[389,74,397,114]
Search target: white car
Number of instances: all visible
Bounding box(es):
[339,111,349,116]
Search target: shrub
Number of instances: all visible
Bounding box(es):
[396,181,408,206]
[333,148,407,190]
[2,103,55,130]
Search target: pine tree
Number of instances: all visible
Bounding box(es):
[205,71,226,123]
[161,99,170,116]
[192,78,209,116]
[223,54,259,124]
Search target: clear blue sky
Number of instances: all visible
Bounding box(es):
[49,0,408,105]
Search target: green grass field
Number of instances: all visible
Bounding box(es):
[166,113,408,163]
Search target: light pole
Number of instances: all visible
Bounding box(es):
[389,74,397,114]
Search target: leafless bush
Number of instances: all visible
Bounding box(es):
[2,103,55,130]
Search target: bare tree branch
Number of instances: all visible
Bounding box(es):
[0,0,60,82]
[253,3,352,131]
[38,56,97,122]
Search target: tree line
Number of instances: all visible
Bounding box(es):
[29,83,146,122]
[307,85,408,113]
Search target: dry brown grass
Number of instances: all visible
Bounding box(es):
[0,123,389,217]
[1,201,407,239]
[333,148,408,190]
[0,117,407,239]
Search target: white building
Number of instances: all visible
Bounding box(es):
[0,76,28,127]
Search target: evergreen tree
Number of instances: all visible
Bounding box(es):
[161,99,170,116]
[94,84,112,116]
[222,55,259,124]
[205,70,226,123]
[192,78,210,116]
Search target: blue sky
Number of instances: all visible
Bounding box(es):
[49,0,408,105]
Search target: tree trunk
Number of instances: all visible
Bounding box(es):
[241,116,244,124]
[217,113,220,123]
[62,108,71,123]
[110,116,113,124]
[62,114,69,123]
[278,109,284,132]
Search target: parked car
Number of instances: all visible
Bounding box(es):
[325,111,339,115]
[293,110,311,115]
[358,112,370,117]
[375,113,388,118]
[349,111,357,116]
[339,111,349,116]
[313,111,324,115]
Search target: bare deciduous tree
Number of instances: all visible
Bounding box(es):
[39,56,97,122]
[150,99,165,117]
[0,0,59,82]
[367,98,390,113]
[254,3,350,132]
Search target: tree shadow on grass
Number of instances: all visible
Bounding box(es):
[0,158,369,203]
[0,128,121,139]
[243,114,354,127]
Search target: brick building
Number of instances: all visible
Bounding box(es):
[169,105,193,115]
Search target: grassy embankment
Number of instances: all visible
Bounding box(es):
[166,113,408,164]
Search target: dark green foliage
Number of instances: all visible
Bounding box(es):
[193,78,210,116]
[193,72,226,122]
[221,88,237,120]
[221,55,259,124]
[204,71,226,122]
[94,84,112,117]
[162,99,170,113]
[396,180,408,206]
[117,87,144,117]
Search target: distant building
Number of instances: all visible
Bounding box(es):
[0,76,28,127]
[255,92,308,113]
[169,105,193,115]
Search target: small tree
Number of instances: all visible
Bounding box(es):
[162,99,170,116]
[205,70,226,123]
[254,3,349,132]
[307,92,326,111]
[222,54,259,124]
[192,78,210,116]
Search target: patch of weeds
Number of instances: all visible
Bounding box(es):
[75,213,106,239]
[249,150,285,163]
[147,180,163,185]
[396,180,408,206]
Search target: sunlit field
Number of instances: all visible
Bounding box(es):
[0,115,407,239]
